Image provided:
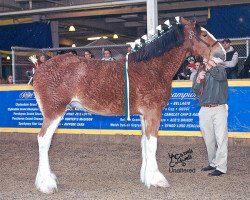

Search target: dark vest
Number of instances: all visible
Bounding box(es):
[226,50,238,70]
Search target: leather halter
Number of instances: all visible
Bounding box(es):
[188,30,218,56]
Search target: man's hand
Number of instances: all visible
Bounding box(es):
[196,71,206,83]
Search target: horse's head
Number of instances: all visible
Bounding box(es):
[181,17,226,60]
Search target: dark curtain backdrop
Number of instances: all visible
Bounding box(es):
[0,22,52,51]
[207,5,250,38]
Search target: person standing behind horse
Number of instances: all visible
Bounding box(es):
[192,54,229,177]
[190,61,202,81]
[84,50,94,60]
[175,55,196,80]
[101,49,115,61]
[7,75,13,84]
[238,53,250,78]
[0,77,6,84]
[221,39,239,79]
[38,54,47,65]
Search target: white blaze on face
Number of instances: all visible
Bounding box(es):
[201,27,226,57]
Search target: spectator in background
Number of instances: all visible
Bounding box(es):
[84,50,94,60]
[38,54,47,65]
[221,39,239,79]
[57,50,65,55]
[127,46,132,54]
[102,49,115,61]
[195,55,204,63]
[176,55,196,80]
[29,54,47,69]
[239,53,250,78]
[69,50,77,55]
[190,61,202,81]
[0,77,6,84]
[7,75,13,84]
[185,56,196,78]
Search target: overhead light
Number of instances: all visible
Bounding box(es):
[6,56,10,60]
[113,34,118,39]
[102,36,108,39]
[87,37,102,41]
[69,25,76,32]
[72,44,76,47]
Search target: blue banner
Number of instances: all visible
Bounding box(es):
[0,83,249,135]
[207,5,250,38]
[0,22,52,50]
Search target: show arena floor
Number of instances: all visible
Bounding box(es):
[0,133,249,200]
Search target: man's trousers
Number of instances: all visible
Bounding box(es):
[199,104,228,173]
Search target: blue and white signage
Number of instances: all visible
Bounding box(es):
[0,82,249,136]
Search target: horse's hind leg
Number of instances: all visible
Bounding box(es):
[35,113,64,194]
[141,108,170,188]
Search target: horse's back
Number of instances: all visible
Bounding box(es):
[33,54,128,115]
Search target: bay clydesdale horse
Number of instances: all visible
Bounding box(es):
[32,17,225,193]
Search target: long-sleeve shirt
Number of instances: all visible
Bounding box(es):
[192,65,228,106]
[222,46,238,69]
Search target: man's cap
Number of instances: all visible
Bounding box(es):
[187,56,195,62]
[211,51,225,64]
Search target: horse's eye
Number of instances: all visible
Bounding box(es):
[202,32,207,37]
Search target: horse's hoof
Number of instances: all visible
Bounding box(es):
[140,169,145,184]
[145,171,170,188]
[153,178,170,188]
[35,173,58,194]
[151,172,170,188]
[140,177,145,184]
[37,185,58,194]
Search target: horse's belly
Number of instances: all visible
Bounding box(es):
[70,97,125,116]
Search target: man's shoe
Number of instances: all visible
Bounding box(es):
[201,165,216,171]
[208,170,225,176]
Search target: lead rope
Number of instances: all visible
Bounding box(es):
[28,55,38,85]
[124,53,131,121]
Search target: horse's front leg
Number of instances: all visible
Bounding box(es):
[35,117,61,194]
[140,116,146,183]
[140,109,170,188]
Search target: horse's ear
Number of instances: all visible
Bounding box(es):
[191,16,197,26]
[195,22,201,35]
[180,17,190,25]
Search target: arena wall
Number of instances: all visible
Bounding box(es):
[0,80,249,138]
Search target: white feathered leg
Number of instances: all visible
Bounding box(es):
[140,115,146,183]
[144,136,170,188]
[140,134,146,183]
[35,117,61,194]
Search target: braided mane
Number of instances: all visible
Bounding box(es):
[129,24,184,62]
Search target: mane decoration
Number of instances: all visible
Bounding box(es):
[129,18,184,62]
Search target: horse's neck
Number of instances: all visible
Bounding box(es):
[150,45,188,80]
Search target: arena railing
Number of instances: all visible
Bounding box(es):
[11,44,129,84]
[10,37,250,84]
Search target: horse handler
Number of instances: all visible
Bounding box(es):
[192,54,228,176]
